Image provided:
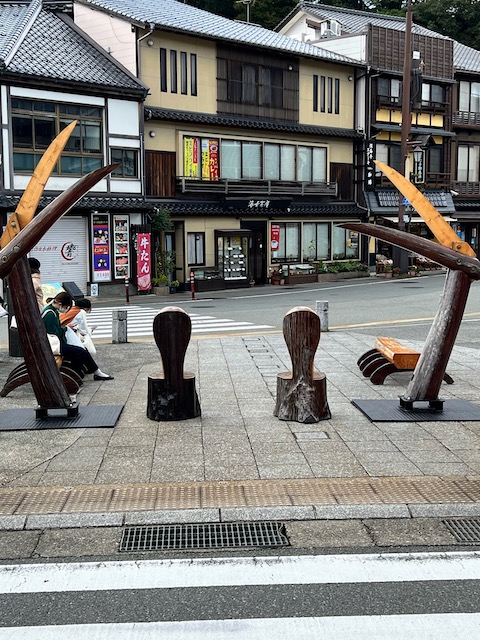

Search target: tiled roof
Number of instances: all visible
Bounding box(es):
[151,200,366,218]
[454,41,480,74]
[0,0,39,66]
[0,3,147,96]
[78,0,362,66]
[145,107,362,139]
[364,190,455,214]
[279,2,449,40]
[0,193,152,212]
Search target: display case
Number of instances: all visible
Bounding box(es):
[113,215,130,279]
[191,267,225,292]
[281,263,317,284]
[215,230,251,288]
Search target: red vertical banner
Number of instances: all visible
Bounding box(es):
[136,233,152,291]
[271,224,280,251]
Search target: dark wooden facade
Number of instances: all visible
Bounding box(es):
[217,45,299,122]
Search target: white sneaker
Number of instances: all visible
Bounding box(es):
[0,305,7,318]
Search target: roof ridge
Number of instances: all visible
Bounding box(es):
[0,0,42,67]
[302,1,406,24]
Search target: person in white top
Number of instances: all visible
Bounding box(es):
[60,298,97,355]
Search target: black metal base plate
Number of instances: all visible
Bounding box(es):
[0,404,124,431]
[352,399,480,423]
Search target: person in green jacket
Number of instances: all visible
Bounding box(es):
[42,291,113,380]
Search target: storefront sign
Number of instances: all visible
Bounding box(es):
[224,199,291,211]
[201,139,219,180]
[271,224,280,251]
[113,215,130,280]
[184,137,199,178]
[91,214,111,282]
[136,232,152,291]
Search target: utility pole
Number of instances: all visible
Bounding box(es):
[395,0,413,273]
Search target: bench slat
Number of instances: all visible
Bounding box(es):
[374,337,420,369]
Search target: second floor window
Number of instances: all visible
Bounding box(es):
[459,80,480,112]
[313,74,340,114]
[458,145,480,182]
[12,99,103,175]
[111,149,139,178]
[183,136,327,183]
[421,83,445,108]
[160,48,197,96]
[377,78,401,105]
[227,61,283,108]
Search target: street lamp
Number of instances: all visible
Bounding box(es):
[413,145,424,184]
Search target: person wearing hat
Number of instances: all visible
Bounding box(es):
[28,257,44,313]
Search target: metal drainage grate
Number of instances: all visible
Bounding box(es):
[443,518,480,543]
[119,521,289,552]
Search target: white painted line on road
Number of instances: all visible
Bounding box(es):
[0,551,479,594]
[1,613,479,639]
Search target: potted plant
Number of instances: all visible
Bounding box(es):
[270,268,282,285]
[151,274,168,295]
[248,274,255,287]
[384,264,393,278]
[169,279,180,293]
[392,266,401,277]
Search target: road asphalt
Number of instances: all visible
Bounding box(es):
[0,289,480,553]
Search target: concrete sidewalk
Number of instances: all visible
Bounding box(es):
[0,327,480,530]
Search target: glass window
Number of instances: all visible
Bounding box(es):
[170,50,177,93]
[111,149,138,178]
[190,53,197,96]
[180,51,188,95]
[280,145,295,181]
[242,142,261,179]
[313,75,319,112]
[12,99,103,175]
[297,146,312,181]
[220,140,241,179]
[187,232,205,265]
[242,64,257,103]
[332,225,347,259]
[275,223,300,261]
[264,143,280,180]
[312,147,327,182]
[458,145,479,182]
[303,223,330,260]
[160,48,167,92]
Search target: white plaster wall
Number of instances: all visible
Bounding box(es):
[74,4,137,75]
[108,99,140,137]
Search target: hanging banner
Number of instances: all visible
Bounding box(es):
[184,137,199,178]
[91,213,111,282]
[271,224,280,251]
[136,232,152,291]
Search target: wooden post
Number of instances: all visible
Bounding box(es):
[147,306,201,421]
[274,306,331,423]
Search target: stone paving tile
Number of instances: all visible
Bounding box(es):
[0,531,40,558]
[287,520,374,548]
[204,463,259,482]
[308,462,368,478]
[38,471,99,487]
[45,447,107,473]
[359,461,423,476]
[258,464,314,480]
[413,462,475,475]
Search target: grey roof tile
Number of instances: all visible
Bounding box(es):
[145,107,362,139]
[78,0,362,65]
[282,2,449,39]
[454,41,480,74]
[1,4,147,95]
[154,200,365,217]
[0,0,39,65]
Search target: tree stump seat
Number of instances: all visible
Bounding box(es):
[274,306,331,423]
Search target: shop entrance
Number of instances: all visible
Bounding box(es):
[241,221,267,284]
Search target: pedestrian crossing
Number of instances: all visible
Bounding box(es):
[0,551,479,638]
[89,305,273,338]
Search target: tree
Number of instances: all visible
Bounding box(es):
[413,0,480,50]
[183,0,237,19]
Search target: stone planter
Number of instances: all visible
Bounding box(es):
[152,286,169,296]
[317,271,370,283]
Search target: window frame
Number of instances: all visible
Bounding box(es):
[11,98,104,176]
[187,232,205,266]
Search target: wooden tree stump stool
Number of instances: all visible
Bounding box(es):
[147,306,201,421]
[274,306,331,423]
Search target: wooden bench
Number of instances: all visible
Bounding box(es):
[358,337,454,386]
[0,356,83,398]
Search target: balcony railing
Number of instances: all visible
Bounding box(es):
[376,172,451,189]
[452,111,480,127]
[451,181,480,196]
[177,177,338,197]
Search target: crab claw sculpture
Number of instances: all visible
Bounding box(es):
[341,160,480,409]
[0,122,116,411]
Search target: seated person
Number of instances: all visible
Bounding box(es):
[42,292,113,381]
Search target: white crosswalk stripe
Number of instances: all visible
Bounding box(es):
[0,552,479,638]
[88,305,273,338]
